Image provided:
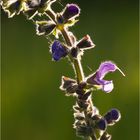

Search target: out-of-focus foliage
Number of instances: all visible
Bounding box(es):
[1,0,139,140]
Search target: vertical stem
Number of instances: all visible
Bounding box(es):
[45,8,95,139]
[61,28,85,83]
[46,9,85,83]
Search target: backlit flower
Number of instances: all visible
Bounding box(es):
[50,40,68,61]
[86,61,125,93]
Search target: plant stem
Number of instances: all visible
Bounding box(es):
[46,9,84,83]
[61,28,84,83]
[46,8,96,139]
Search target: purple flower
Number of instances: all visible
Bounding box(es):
[50,40,68,61]
[104,108,121,125]
[96,118,107,131]
[86,61,125,93]
[62,4,80,20]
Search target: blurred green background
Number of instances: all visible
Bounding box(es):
[1,0,139,140]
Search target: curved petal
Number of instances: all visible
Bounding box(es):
[97,61,117,79]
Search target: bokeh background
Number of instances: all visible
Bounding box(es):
[1,0,139,140]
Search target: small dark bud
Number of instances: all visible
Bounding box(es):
[77,35,95,50]
[36,21,56,36]
[62,4,80,21]
[61,76,76,89]
[104,108,121,125]
[70,47,79,58]
[60,76,78,94]
[100,132,112,140]
[96,118,107,131]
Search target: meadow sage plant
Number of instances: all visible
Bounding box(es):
[1,0,125,139]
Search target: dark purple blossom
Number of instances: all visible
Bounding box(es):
[62,4,80,20]
[86,61,125,93]
[50,40,68,61]
[96,118,107,131]
[104,109,121,125]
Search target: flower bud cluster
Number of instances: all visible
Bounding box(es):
[1,0,56,18]
[60,75,121,139]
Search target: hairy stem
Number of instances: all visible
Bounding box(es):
[46,8,84,83]
[61,28,84,83]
